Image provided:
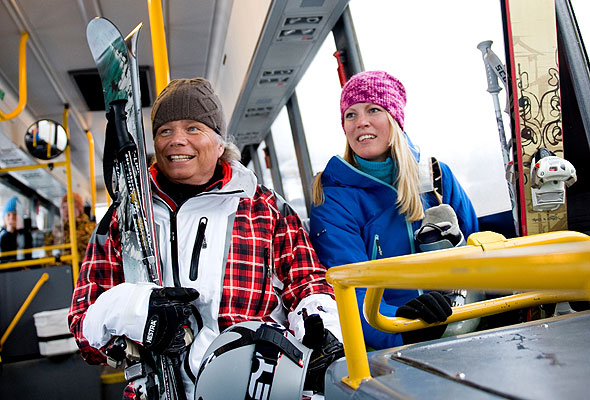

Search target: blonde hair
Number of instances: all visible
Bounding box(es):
[313,114,424,222]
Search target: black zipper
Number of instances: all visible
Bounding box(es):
[170,209,181,287]
[189,217,208,281]
[255,248,270,314]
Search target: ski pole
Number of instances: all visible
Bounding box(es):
[477,40,520,236]
[108,100,159,282]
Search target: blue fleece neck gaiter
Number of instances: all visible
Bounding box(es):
[354,154,397,186]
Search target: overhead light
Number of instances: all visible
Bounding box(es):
[281,29,297,36]
[278,28,316,40]
[286,17,303,25]
[285,16,322,25]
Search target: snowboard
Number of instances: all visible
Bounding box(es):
[86,17,180,400]
[502,0,567,236]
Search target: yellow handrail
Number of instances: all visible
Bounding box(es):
[0,32,29,121]
[0,161,67,174]
[0,243,71,258]
[85,130,96,219]
[0,273,49,352]
[365,290,588,332]
[326,230,590,389]
[0,255,73,271]
[147,0,171,95]
[63,105,80,284]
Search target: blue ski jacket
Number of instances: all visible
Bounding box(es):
[309,148,478,349]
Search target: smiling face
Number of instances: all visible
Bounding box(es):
[343,102,392,162]
[154,119,224,185]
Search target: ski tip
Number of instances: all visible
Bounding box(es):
[126,22,143,39]
[86,16,123,39]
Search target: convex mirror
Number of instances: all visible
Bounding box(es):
[25,119,68,160]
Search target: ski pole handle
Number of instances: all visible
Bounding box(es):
[108,99,136,155]
[477,40,501,94]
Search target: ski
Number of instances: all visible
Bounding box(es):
[501,0,568,236]
[86,17,181,400]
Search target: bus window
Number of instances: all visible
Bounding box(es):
[297,34,346,176]
[345,0,509,219]
[269,108,309,219]
[571,1,589,43]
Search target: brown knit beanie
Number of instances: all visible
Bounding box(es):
[151,78,226,138]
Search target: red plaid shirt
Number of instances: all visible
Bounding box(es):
[68,162,334,365]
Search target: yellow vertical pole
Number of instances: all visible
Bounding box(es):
[147,0,171,95]
[85,130,96,219]
[332,284,371,388]
[63,105,80,285]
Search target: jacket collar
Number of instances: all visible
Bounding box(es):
[150,160,257,211]
[322,131,420,190]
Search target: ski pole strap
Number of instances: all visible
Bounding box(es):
[245,324,301,400]
[252,324,304,366]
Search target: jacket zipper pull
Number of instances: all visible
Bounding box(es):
[376,236,383,257]
[189,217,208,281]
[372,234,383,260]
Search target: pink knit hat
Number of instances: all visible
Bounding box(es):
[340,71,407,130]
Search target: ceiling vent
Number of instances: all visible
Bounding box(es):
[69,67,153,111]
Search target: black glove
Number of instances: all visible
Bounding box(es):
[569,301,590,312]
[302,312,345,394]
[143,287,200,355]
[395,292,452,344]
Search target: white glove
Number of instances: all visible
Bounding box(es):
[82,282,158,349]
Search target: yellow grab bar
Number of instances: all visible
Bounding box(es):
[365,290,588,332]
[0,161,67,174]
[147,0,171,95]
[85,130,97,218]
[63,105,80,284]
[326,231,590,389]
[0,32,29,121]
[0,273,49,352]
[0,243,72,258]
[0,255,73,271]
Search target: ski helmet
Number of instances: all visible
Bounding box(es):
[194,321,312,400]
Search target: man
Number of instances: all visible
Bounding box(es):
[69,78,343,399]
[45,193,96,261]
[0,196,20,261]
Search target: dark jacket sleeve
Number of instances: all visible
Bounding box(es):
[310,194,406,349]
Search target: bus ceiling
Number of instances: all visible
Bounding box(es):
[0,0,352,207]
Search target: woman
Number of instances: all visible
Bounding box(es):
[310,70,479,349]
